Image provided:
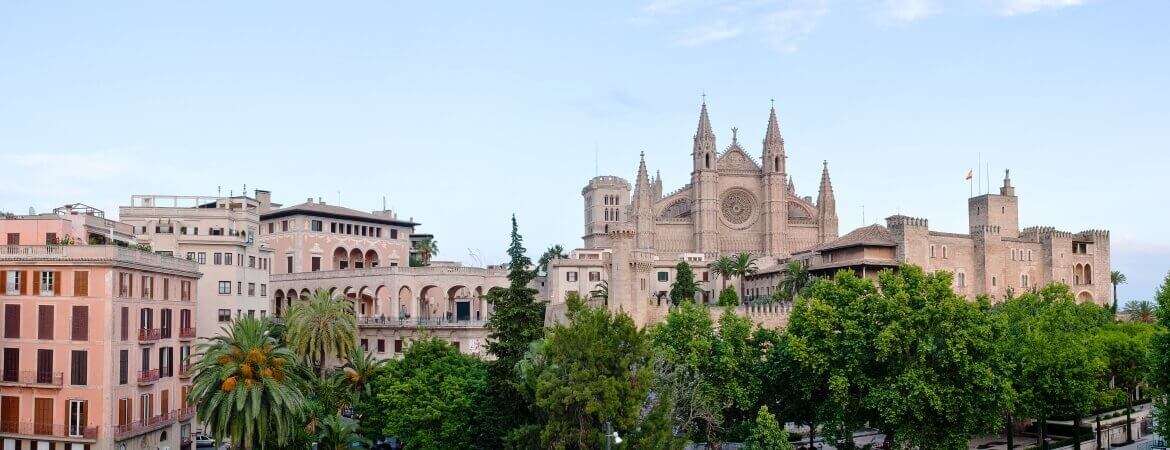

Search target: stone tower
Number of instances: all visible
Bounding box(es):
[691,101,720,256]
[582,176,632,249]
[816,161,839,244]
[968,170,1020,238]
[761,106,789,256]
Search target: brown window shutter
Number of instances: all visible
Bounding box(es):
[53,271,61,296]
[0,271,6,292]
[32,271,40,295]
[72,306,89,341]
[121,307,129,341]
[20,271,28,295]
[74,271,88,297]
[3,305,18,338]
[38,305,54,339]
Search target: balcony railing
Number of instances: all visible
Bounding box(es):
[178,405,196,421]
[0,245,198,274]
[179,361,192,378]
[356,316,487,328]
[139,328,161,342]
[0,421,99,440]
[0,370,63,387]
[137,369,159,384]
[179,327,196,339]
[113,409,182,440]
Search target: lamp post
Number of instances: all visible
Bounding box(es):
[605,421,622,450]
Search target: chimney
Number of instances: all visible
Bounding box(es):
[255,190,272,213]
[306,197,314,204]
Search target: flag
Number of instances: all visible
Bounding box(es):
[965,169,973,180]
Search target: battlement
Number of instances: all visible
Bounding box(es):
[1075,229,1110,240]
[971,225,1001,235]
[608,225,636,239]
[582,176,631,194]
[886,215,929,229]
[1020,226,1075,239]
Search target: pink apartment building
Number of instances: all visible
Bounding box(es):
[1,206,201,450]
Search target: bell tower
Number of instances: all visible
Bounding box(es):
[691,100,720,255]
[762,104,789,256]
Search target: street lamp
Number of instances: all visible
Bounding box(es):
[605,421,622,449]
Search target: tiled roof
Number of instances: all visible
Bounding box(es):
[261,202,419,227]
[816,224,897,252]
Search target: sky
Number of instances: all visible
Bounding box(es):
[1,0,1167,302]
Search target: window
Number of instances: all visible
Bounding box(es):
[1028,250,1033,261]
[657,271,669,282]
[360,339,368,351]
[957,272,966,287]
[942,246,948,259]
[394,339,403,353]
[139,393,152,422]
[237,281,243,295]
[46,232,58,244]
[38,305,54,339]
[248,283,256,296]
[162,278,169,300]
[929,244,936,258]
[5,271,21,295]
[311,220,323,232]
[141,275,153,299]
[311,257,321,272]
[589,271,601,282]
[36,349,52,383]
[186,252,195,261]
[224,253,233,266]
[72,306,89,340]
[121,307,129,340]
[702,271,709,282]
[214,252,223,265]
[4,305,19,338]
[1021,274,1030,288]
[180,281,192,301]
[218,281,230,294]
[218,309,231,322]
[70,350,87,385]
[2,348,18,381]
[390,229,398,239]
[6,233,19,245]
[119,350,128,384]
[260,284,267,297]
[992,276,997,287]
[566,271,578,282]
[249,256,256,268]
[281,220,289,232]
[238,253,243,266]
[39,271,56,296]
[68,399,87,437]
[288,256,295,273]
[197,252,207,264]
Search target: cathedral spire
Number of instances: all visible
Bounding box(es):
[817,160,834,204]
[652,169,663,199]
[817,160,839,243]
[788,177,795,194]
[635,151,651,189]
[763,105,786,173]
[693,101,717,172]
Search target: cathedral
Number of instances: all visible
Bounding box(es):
[581,102,839,259]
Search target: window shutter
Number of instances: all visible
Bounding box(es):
[72,306,88,341]
[38,305,54,339]
[120,307,129,341]
[53,271,61,295]
[20,271,29,295]
[118,399,127,426]
[3,305,18,338]
[32,271,40,295]
[0,271,6,292]
[74,271,88,297]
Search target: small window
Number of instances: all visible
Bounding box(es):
[657,271,669,282]
[218,281,230,295]
[248,283,256,296]
[390,229,398,239]
[929,245,936,258]
[566,271,578,282]
[992,276,997,287]
[217,309,231,322]
[214,252,223,265]
[588,271,601,282]
[311,220,323,232]
[197,252,207,264]
[281,220,289,232]
[957,272,966,288]
[1021,274,1029,288]
[942,246,948,259]
[260,284,267,297]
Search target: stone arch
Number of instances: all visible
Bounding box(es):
[274,290,285,317]
[374,285,390,318]
[299,289,312,301]
[1076,290,1094,303]
[420,285,442,321]
[475,286,486,320]
[350,248,364,269]
[448,285,472,322]
[356,286,375,316]
[397,286,414,320]
[1083,264,1093,285]
[364,249,379,268]
[1073,263,1083,285]
[333,247,348,270]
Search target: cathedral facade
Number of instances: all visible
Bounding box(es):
[581,103,839,260]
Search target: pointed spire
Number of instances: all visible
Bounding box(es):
[696,102,714,140]
[693,101,717,171]
[1000,168,1015,196]
[817,160,835,207]
[787,177,795,194]
[763,105,784,155]
[653,170,663,198]
[636,151,651,189]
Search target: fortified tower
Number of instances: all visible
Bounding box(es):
[582,176,632,249]
[969,170,1020,238]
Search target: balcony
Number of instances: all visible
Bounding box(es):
[139,328,161,342]
[179,361,193,378]
[0,371,63,388]
[179,327,196,340]
[357,316,487,329]
[0,245,198,275]
[113,409,181,440]
[178,405,196,421]
[0,421,99,441]
[137,369,160,385]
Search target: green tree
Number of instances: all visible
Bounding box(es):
[651,301,723,442]
[760,329,824,449]
[533,303,656,450]
[718,286,739,307]
[710,310,765,440]
[775,261,812,303]
[711,256,736,291]
[731,252,759,302]
[1148,271,1170,438]
[285,288,357,378]
[360,337,489,450]
[1111,270,1127,310]
[189,317,312,449]
[1123,300,1157,323]
[316,414,370,450]
[483,215,546,445]
[1096,322,1156,443]
[590,280,609,303]
[670,261,701,305]
[537,244,567,275]
[743,406,793,450]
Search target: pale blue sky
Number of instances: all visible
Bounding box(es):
[1,1,1167,301]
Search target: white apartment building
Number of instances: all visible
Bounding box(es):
[120,194,273,338]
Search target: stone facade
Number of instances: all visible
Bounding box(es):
[551,103,840,326]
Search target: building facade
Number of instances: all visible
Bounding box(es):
[768,171,1112,305]
[120,194,273,338]
[1,208,200,450]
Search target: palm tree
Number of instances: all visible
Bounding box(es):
[537,244,568,275]
[776,261,812,303]
[1111,271,1127,310]
[591,280,609,304]
[1123,300,1156,323]
[710,256,736,291]
[316,414,371,450]
[335,346,386,405]
[286,289,358,378]
[416,238,439,265]
[189,317,312,449]
[732,252,759,303]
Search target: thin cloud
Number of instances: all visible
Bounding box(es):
[677,20,745,46]
[996,0,1089,16]
[758,0,829,52]
[882,0,938,22]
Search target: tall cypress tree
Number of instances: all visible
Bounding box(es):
[483,215,546,446]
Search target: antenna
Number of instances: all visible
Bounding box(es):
[218,186,222,196]
[977,153,981,195]
[243,184,247,197]
[337,191,341,206]
[860,205,866,225]
[594,144,598,177]
[383,196,387,211]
